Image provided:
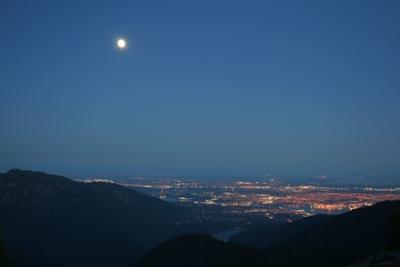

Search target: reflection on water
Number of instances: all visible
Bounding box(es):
[212,227,243,242]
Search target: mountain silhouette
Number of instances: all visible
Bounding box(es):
[137,200,400,267]
[230,214,331,248]
[135,234,265,267]
[0,169,184,267]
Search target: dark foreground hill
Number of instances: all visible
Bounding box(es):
[347,250,400,267]
[0,169,184,267]
[230,213,331,248]
[235,200,400,266]
[135,234,265,267]
[0,228,11,267]
[136,201,400,267]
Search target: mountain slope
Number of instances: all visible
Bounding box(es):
[0,169,184,267]
[230,214,331,248]
[347,250,400,267]
[135,234,265,267]
[260,201,400,267]
[137,201,400,267]
[0,228,10,267]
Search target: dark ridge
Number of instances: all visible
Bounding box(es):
[262,201,400,267]
[137,201,400,267]
[135,234,265,267]
[230,213,332,248]
[0,169,184,267]
[347,250,400,267]
[3,169,74,184]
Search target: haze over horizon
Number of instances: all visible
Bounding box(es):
[1,1,400,180]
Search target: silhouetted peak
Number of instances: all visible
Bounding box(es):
[5,168,24,175]
[1,169,75,188]
[5,169,54,177]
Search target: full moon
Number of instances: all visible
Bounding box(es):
[117,38,127,49]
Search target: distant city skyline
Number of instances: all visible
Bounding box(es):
[1,1,400,180]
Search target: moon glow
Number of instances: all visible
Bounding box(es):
[117,38,127,49]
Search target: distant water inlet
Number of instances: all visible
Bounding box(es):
[212,227,243,242]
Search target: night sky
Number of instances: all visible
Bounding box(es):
[1,1,399,179]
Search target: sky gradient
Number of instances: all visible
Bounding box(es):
[1,0,399,179]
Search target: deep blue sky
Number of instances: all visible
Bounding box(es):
[1,0,399,179]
